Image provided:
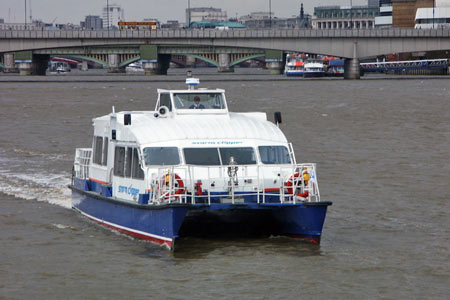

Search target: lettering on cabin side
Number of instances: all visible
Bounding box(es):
[118,185,139,196]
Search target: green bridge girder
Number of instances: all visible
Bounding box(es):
[230,53,266,67]
[55,54,109,67]
[119,56,141,68]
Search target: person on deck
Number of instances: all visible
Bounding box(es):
[189,96,205,109]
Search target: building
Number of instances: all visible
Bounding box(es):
[313,5,379,29]
[0,19,4,24]
[103,4,124,28]
[241,4,311,29]
[392,0,434,27]
[415,0,450,28]
[186,7,227,25]
[83,15,103,30]
[375,0,393,27]
[369,0,380,7]
[161,20,182,29]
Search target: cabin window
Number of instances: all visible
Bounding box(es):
[114,146,126,176]
[92,136,103,165]
[159,93,172,111]
[258,146,291,164]
[219,147,257,165]
[132,148,144,179]
[125,148,133,178]
[184,148,221,166]
[93,136,108,166]
[173,93,225,110]
[102,138,108,166]
[143,147,180,166]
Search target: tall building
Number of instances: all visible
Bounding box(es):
[392,0,434,27]
[369,0,380,7]
[103,4,124,28]
[312,6,379,29]
[375,0,393,27]
[186,7,227,25]
[83,15,103,29]
[240,4,311,29]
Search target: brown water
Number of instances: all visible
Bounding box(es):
[0,69,449,299]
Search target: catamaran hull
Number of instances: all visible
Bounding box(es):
[71,184,331,249]
[303,72,325,78]
[71,187,189,250]
[285,71,304,77]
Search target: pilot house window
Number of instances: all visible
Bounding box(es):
[258,146,291,164]
[93,136,108,166]
[114,146,144,179]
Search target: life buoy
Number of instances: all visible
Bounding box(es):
[161,173,185,195]
[285,170,310,196]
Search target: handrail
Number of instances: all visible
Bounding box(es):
[146,163,320,205]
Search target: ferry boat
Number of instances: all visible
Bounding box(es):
[69,77,332,250]
[284,53,304,77]
[326,59,345,77]
[48,61,71,74]
[125,61,144,74]
[303,59,325,78]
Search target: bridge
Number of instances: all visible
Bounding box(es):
[1,28,450,78]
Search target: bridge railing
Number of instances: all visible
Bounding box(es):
[0,28,449,39]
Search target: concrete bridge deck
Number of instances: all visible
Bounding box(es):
[1,28,450,59]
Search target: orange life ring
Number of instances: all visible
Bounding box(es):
[285,172,301,195]
[161,173,185,195]
[285,171,310,195]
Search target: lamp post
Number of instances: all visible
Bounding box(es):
[24,0,27,28]
[432,0,435,29]
[350,0,353,29]
[269,0,272,28]
[188,0,191,27]
[107,0,109,30]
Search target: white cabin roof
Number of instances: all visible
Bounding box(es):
[94,111,287,145]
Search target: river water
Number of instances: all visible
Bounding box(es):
[0,69,449,299]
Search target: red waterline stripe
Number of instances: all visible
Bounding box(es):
[89,178,107,184]
[81,212,173,250]
[286,233,320,245]
[98,220,173,249]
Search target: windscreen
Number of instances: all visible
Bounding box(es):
[258,146,291,164]
[184,148,221,165]
[219,147,256,165]
[143,147,180,166]
[173,93,225,110]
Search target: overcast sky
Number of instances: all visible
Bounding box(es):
[1,0,369,24]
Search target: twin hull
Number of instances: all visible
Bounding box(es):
[70,178,331,250]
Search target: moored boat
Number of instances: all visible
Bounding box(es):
[69,77,332,250]
[303,59,325,78]
[284,53,305,77]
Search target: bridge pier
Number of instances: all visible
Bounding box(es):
[81,60,89,71]
[218,54,234,73]
[265,50,285,75]
[3,53,18,73]
[344,42,360,79]
[142,54,171,75]
[16,53,49,75]
[266,61,285,75]
[108,54,125,73]
[185,55,196,68]
[344,58,361,79]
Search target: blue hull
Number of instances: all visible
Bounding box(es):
[70,179,332,250]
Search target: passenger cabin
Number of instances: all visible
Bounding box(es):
[75,79,318,206]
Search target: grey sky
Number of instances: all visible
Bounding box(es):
[1,0,368,24]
